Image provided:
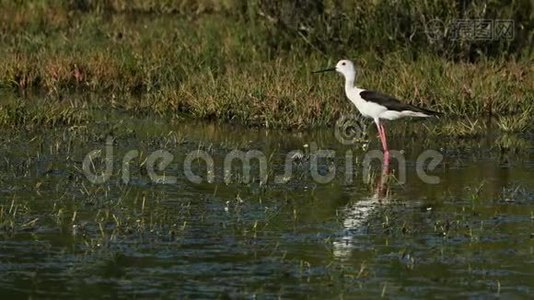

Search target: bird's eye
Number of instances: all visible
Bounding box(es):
[341,62,346,66]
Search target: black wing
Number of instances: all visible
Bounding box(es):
[360,90,440,115]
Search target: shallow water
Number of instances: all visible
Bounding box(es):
[0,116,533,298]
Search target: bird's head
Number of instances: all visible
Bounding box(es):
[334,60,355,76]
[313,60,356,79]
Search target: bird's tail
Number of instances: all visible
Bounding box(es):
[420,107,443,118]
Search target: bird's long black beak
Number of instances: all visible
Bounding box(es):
[312,67,336,74]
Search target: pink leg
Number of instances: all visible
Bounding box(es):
[376,122,382,140]
[375,156,391,197]
[375,121,385,149]
[377,121,390,166]
[380,123,389,153]
[375,121,387,152]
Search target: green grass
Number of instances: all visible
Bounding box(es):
[0,0,532,131]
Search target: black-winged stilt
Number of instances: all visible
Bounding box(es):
[314,60,440,159]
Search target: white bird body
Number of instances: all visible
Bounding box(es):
[345,87,387,119]
[348,90,432,120]
[337,60,435,122]
[315,59,439,156]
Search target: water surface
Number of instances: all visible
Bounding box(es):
[0,116,533,298]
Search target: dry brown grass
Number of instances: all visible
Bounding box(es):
[0,1,532,131]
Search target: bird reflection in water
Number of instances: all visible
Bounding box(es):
[333,153,392,259]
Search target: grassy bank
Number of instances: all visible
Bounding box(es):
[0,1,532,131]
